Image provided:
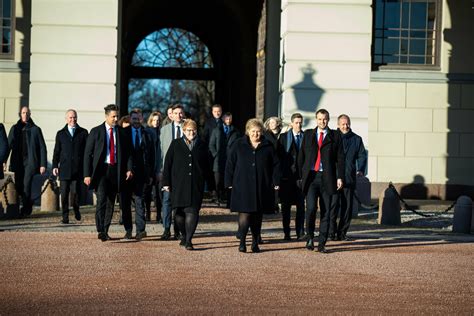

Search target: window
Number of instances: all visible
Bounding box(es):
[372,0,441,69]
[0,0,14,58]
[129,28,215,119]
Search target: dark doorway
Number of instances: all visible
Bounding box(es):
[117,0,264,129]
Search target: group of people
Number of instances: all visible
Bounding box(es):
[0,104,366,254]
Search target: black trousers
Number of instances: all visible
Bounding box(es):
[14,165,36,215]
[305,171,337,247]
[281,189,305,237]
[329,187,354,237]
[144,179,162,220]
[60,179,81,218]
[95,164,118,234]
[121,179,146,233]
[214,171,224,202]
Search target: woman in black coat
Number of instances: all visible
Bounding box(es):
[144,111,163,222]
[162,119,213,250]
[225,118,280,253]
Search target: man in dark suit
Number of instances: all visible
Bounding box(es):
[330,114,367,241]
[7,106,47,217]
[120,109,154,241]
[278,113,305,240]
[297,108,344,253]
[202,104,223,145]
[0,123,8,180]
[83,104,133,241]
[52,109,89,224]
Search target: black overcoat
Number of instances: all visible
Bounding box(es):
[0,124,8,179]
[224,136,280,214]
[146,127,162,175]
[52,124,89,180]
[339,129,367,188]
[297,128,345,196]
[7,119,47,173]
[83,123,133,191]
[209,125,226,173]
[162,138,213,210]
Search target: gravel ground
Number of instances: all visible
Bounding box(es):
[0,205,473,314]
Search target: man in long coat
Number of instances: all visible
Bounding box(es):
[7,106,47,217]
[83,104,133,241]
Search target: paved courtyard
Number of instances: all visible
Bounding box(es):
[0,205,473,314]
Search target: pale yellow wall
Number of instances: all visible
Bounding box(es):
[29,0,119,161]
[368,0,474,186]
[279,0,372,144]
[0,0,30,132]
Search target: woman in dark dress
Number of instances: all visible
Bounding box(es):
[162,119,213,250]
[225,118,280,253]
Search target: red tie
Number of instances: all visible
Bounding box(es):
[109,127,115,165]
[314,132,323,171]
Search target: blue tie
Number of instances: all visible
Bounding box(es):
[295,134,300,149]
[224,126,229,135]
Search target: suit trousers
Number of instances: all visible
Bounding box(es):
[60,179,81,217]
[330,187,354,237]
[14,165,36,215]
[95,164,118,234]
[305,171,337,247]
[281,188,305,237]
[121,179,146,233]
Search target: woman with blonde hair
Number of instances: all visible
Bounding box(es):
[162,119,213,250]
[225,118,280,253]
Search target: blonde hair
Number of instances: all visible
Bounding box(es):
[264,116,283,132]
[147,111,162,127]
[182,119,198,131]
[245,118,264,135]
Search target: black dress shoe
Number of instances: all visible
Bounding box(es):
[98,232,107,242]
[61,218,69,224]
[160,229,171,240]
[306,238,314,250]
[173,232,181,241]
[317,245,329,254]
[123,231,133,240]
[338,234,352,241]
[185,242,194,250]
[179,239,186,246]
[74,211,81,221]
[239,241,247,253]
[284,234,291,241]
[251,242,260,253]
[135,231,147,241]
[328,234,336,241]
[105,233,111,241]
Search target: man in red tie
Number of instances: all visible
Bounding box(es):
[84,104,133,241]
[297,108,345,253]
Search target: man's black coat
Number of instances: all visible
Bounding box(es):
[83,123,133,191]
[297,128,345,195]
[52,124,89,181]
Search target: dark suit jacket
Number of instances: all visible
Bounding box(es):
[162,138,213,210]
[0,124,8,179]
[297,128,345,195]
[52,124,89,181]
[202,117,222,144]
[225,136,280,214]
[278,129,302,204]
[125,126,155,181]
[146,126,161,175]
[83,123,133,191]
[7,119,47,173]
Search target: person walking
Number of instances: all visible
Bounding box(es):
[329,114,367,241]
[297,108,344,253]
[83,104,133,241]
[225,118,280,253]
[162,119,213,250]
[52,109,89,224]
[7,106,47,217]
